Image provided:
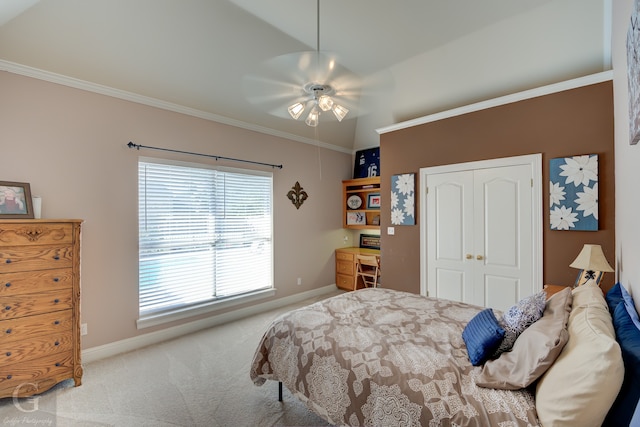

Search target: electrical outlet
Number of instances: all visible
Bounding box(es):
[81,323,88,336]
[297,277,302,285]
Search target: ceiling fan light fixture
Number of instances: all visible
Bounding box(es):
[305,105,320,127]
[332,104,349,122]
[288,102,305,120]
[317,94,334,111]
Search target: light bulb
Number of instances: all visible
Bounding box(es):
[288,102,305,120]
[317,95,334,112]
[332,104,349,122]
[305,105,320,127]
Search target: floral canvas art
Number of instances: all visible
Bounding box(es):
[549,154,598,231]
[391,173,415,225]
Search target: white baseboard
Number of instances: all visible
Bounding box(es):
[82,284,338,364]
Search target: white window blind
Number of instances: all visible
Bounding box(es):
[138,159,273,318]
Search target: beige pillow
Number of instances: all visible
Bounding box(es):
[476,287,572,390]
[535,283,624,427]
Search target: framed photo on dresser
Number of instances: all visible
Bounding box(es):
[0,181,34,219]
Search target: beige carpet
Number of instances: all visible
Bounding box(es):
[0,292,342,426]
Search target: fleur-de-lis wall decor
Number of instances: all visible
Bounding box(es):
[287,181,308,209]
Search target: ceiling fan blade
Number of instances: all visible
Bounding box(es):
[244,50,372,121]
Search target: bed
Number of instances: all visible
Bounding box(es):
[250,285,640,426]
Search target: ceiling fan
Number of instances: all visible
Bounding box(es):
[243,0,364,127]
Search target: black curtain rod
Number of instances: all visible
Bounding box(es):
[127,142,283,169]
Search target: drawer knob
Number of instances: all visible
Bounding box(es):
[54,299,60,304]
[53,278,60,282]
[55,363,61,367]
[6,375,11,380]
[5,352,10,357]
[5,329,11,334]
[53,255,60,261]
[54,341,60,346]
[4,259,10,264]
[4,306,9,311]
[54,320,60,325]
[4,283,10,288]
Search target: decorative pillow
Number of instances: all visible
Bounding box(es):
[605,282,624,314]
[620,282,640,330]
[493,291,546,355]
[462,308,505,366]
[535,284,624,427]
[602,300,640,426]
[476,287,572,390]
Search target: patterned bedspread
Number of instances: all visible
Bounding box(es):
[250,288,539,426]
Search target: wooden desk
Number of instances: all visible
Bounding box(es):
[335,247,380,291]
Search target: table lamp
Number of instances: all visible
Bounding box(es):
[569,244,614,287]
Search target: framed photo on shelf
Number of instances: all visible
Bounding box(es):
[367,193,381,209]
[346,211,366,225]
[360,234,381,250]
[0,181,34,219]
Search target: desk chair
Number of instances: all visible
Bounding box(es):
[355,255,380,290]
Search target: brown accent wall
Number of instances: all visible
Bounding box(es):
[379,81,615,295]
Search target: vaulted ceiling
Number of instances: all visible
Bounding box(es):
[0,0,607,150]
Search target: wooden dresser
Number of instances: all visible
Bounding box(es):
[335,247,380,291]
[0,219,82,397]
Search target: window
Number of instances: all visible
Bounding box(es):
[137,158,273,328]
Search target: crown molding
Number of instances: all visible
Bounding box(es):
[0,60,352,155]
[376,70,614,135]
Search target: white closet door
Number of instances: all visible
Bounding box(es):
[426,171,474,304]
[473,165,532,310]
[425,162,534,312]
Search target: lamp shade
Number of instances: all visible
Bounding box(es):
[569,244,614,272]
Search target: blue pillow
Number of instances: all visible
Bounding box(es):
[462,308,505,366]
[606,282,624,314]
[603,301,640,426]
[620,283,640,331]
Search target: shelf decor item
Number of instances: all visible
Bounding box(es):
[347,195,363,210]
[549,154,598,231]
[367,193,381,209]
[0,181,34,219]
[346,212,366,225]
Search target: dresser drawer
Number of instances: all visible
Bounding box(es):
[336,260,354,276]
[0,268,73,296]
[0,331,72,365]
[336,274,354,290]
[0,223,74,247]
[0,310,72,344]
[0,244,74,273]
[0,290,73,320]
[0,351,74,397]
[336,251,354,262]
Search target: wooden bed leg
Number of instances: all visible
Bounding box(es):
[278,381,283,401]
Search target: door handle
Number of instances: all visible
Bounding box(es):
[466,254,473,259]
[476,255,484,260]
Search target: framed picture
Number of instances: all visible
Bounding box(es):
[628,0,640,144]
[360,234,381,250]
[549,154,598,231]
[367,193,381,209]
[346,211,366,225]
[0,181,34,219]
[391,173,416,225]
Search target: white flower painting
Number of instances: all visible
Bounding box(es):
[391,173,415,225]
[549,154,598,231]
